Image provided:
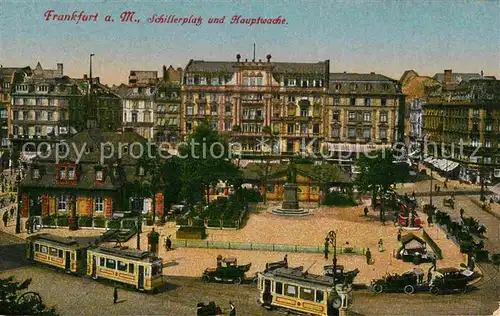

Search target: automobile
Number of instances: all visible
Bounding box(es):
[371,271,418,294]
[324,264,360,284]
[252,260,289,284]
[201,257,251,285]
[196,302,223,316]
[443,198,455,209]
[429,268,468,295]
[398,248,436,264]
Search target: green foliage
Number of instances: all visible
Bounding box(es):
[322,191,357,206]
[78,216,93,227]
[93,218,105,228]
[55,216,68,227]
[107,220,121,229]
[355,149,408,196]
[41,216,55,226]
[122,219,137,229]
[0,276,59,315]
[176,226,206,239]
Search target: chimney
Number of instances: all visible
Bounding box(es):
[83,74,88,80]
[266,54,271,62]
[162,65,167,82]
[481,70,484,77]
[57,63,63,75]
[444,69,452,83]
[370,72,375,74]
[236,54,241,62]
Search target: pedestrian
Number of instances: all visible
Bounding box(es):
[283,254,288,265]
[437,185,440,192]
[9,207,14,218]
[228,301,236,316]
[378,239,384,252]
[397,230,402,242]
[113,287,118,304]
[434,184,438,192]
[324,240,329,260]
[363,206,368,216]
[411,191,415,198]
[451,192,455,200]
[365,248,372,265]
[2,211,8,227]
[427,215,433,227]
[165,235,172,251]
[460,208,465,218]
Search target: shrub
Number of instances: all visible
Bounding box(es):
[42,216,55,226]
[122,220,137,229]
[222,219,237,228]
[207,218,221,227]
[93,218,106,228]
[491,253,500,266]
[322,192,356,206]
[107,220,121,229]
[78,216,93,227]
[474,249,489,263]
[56,216,68,227]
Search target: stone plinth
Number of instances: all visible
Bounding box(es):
[272,183,310,216]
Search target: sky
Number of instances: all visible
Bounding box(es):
[1,0,499,85]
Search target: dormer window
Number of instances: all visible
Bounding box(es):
[33,168,40,179]
[138,166,145,176]
[67,167,75,180]
[37,85,48,92]
[58,167,66,179]
[96,170,104,181]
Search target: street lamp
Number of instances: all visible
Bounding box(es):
[15,173,21,234]
[327,230,337,273]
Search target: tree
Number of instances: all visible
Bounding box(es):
[261,126,278,205]
[137,152,165,222]
[355,149,408,221]
[178,122,242,208]
[0,276,59,316]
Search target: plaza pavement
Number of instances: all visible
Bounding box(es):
[1,201,467,285]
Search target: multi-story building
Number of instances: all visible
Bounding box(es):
[128,70,158,86]
[9,63,122,160]
[181,54,330,154]
[154,82,181,143]
[117,84,156,140]
[325,72,404,162]
[424,74,499,183]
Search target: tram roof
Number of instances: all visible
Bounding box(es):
[264,268,335,290]
[92,245,161,262]
[27,233,87,249]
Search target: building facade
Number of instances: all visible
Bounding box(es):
[118,85,156,140]
[154,82,181,143]
[325,73,404,163]
[423,76,499,183]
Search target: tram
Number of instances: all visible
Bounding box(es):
[257,267,352,316]
[87,245,164,291]
[26,234,164,292]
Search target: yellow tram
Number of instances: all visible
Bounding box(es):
[257,267,353,316]
[26,234,89,274]
[87,245,164,292]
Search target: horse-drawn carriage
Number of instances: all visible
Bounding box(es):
[443,198,455,209]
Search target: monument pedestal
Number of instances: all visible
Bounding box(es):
[272,183,310,216]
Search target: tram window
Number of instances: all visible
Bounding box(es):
[40,246,48,254]
[152,263,162,276]
[300,287,315,301]
[50,247,58,257]
[275,282,283,294]
[315,290,324,303]
[35,244,39,252]
[129,263,135,274]
[58,250,63,258]
[117,261,128,272]
[99,257,105,267]
[106,259,116,269]
[285,284,298,298]
[76,251,81,260]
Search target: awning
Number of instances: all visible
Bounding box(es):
[425,157,459,172]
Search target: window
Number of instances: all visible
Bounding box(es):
[35,244,40,252]
[364,98,371,106]
[316,290,324,303]
[40,246,48,254]
[365,84,372,91]
[363,128,371,139]
[301,80,308,87]
[288,79,296,87]
[60,111,67,120]
[13,111,19,120]
[117,261,128,272]
[313,124,320,134]
[95,197,104,213]
[198,106,205,115]
[35,111,41,120]
[351,83,358,91]
[380,112,388,123]
[138,166,145,176]
[50,247,58,257]
[300,108,308,117]
[300,123,308,134]
[473,109,479,116]
[382,84,388,90]
[96,170,103,181]
[33,168,40,179]
[287,124,294,134]
[186,121,192,132]
[285,284,298,297]
[348,128,356,138]
[300,287,315,301]
[350,97,356,106]
[485,140,491,148]
[275,282,283,295]
[58,195,68,211]
[332,111,339,121]
[187,105,193,115]
[363,112,371,122]
[381,98,387,106]
[333,97,341,105]
[379,129,387,139]
[152,263,163,276]
[132,113,138,123]
[287,96,296,102]
[129,263,135,274]
[348,111,356,121]
[67,167,75,180]
[47,111,53,121]
[58,167,66,179]
[257,77,263,86]
[59,249,63,258]
[332,127,340,138]
[106,259,116,269]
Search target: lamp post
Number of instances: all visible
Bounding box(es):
[327,230,337,273]
[15,173,21,234]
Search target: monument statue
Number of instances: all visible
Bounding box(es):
[272,161,309,216]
